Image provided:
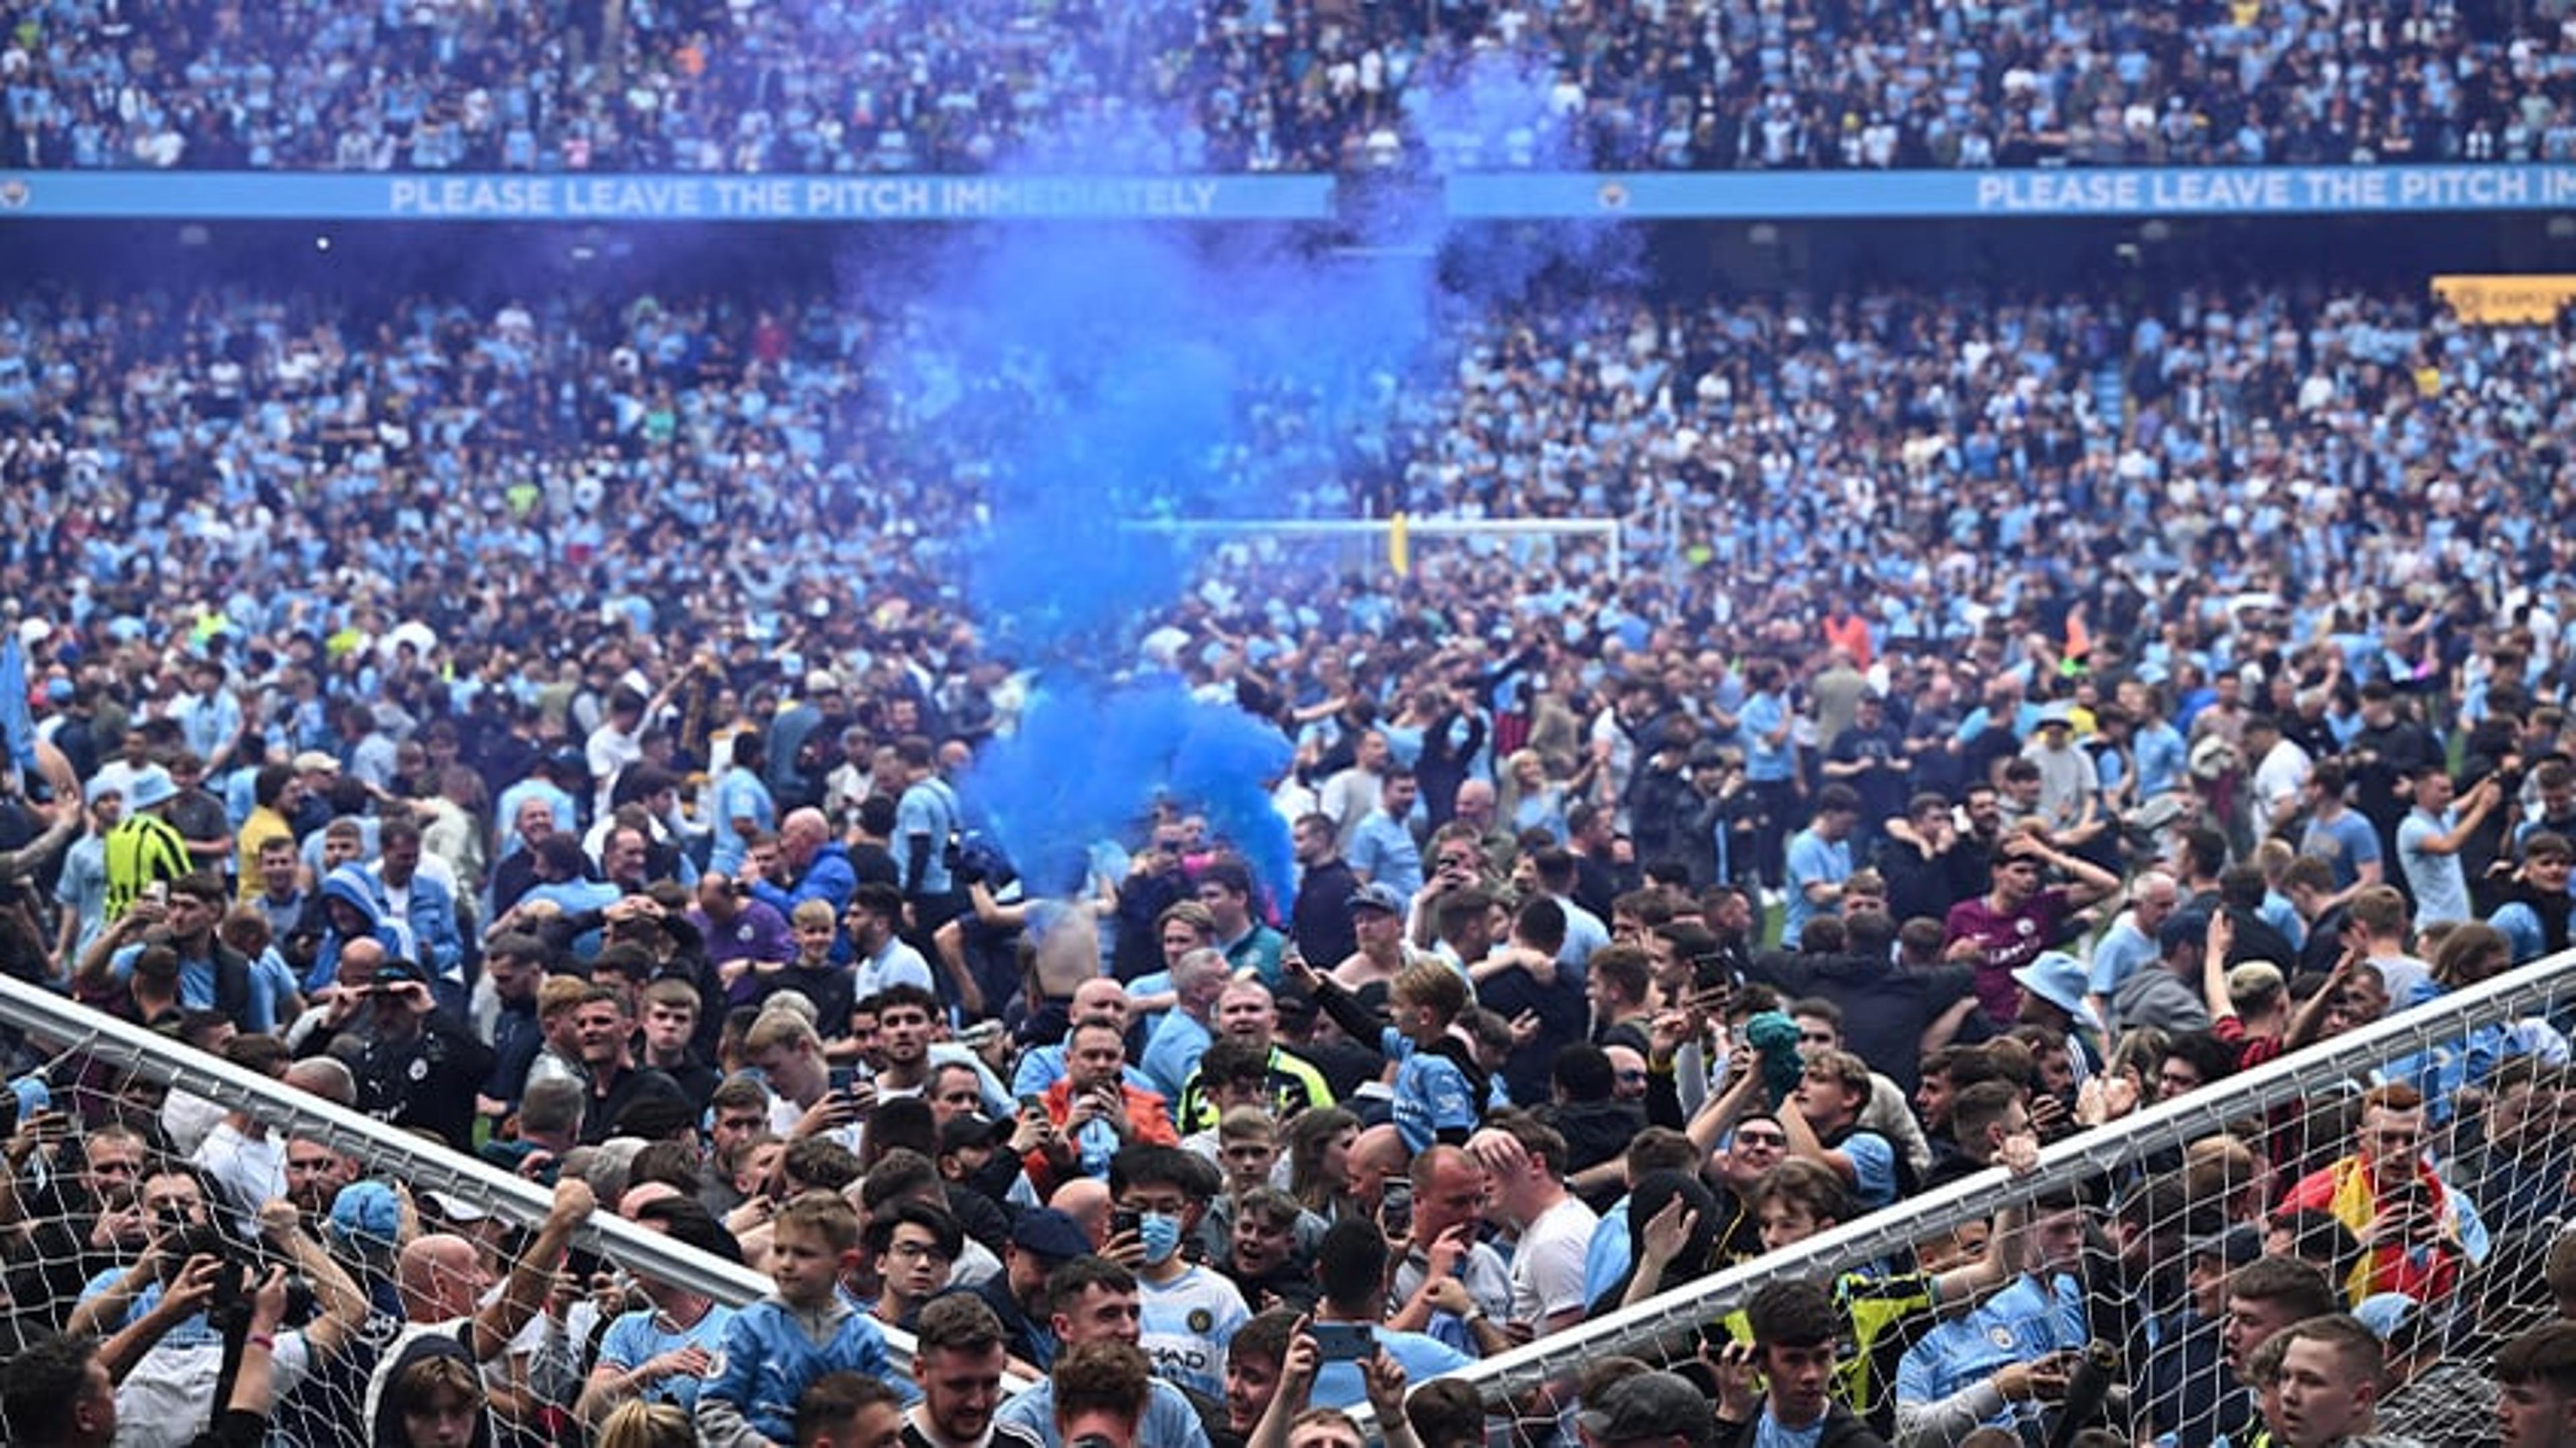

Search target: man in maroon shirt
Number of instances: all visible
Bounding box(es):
[1942,829,2120,1022]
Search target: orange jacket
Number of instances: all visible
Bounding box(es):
[1021,1076,1178,1198]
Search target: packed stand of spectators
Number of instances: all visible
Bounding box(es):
[9,270,2576,1447]
[11,0,2576,174]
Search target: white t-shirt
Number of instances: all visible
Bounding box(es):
[2251,739,2314,825]
[191,1119,286,1233]
[116,1333,313,1448]
[1138,1264,1250,1400]
[854,938,935,999]
[1508,1194,1599,1329]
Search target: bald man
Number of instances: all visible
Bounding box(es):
[1348,1125,1412,1220]
[1050,1179,1114,1251]
[1014,978,1155,1100]
[750,807,859,928]
[1174,982,1335,1133]
[364,1176,596,1425]
[281,937,388,1055]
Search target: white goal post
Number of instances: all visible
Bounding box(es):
[1120,515,1626,582]
[1361,942,2576,1435]
[0,975,1038,1390]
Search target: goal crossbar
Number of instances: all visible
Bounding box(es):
[1118,515,1626,580]
[1358,943,2576,1422]
[0,975,1031,1388]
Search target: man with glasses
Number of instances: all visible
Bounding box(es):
[1111,1145,1246,1402]
[865,1200,965,1333]
[1710,1116,1792,1263]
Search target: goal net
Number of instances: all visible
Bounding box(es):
[0,977,994,1445]
[1404,945,2576,1448]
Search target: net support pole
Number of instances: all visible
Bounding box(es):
[1363,942,2576,1420]
[0,975,1032,1387]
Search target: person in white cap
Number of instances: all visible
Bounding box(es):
[2008,949,2102,1085]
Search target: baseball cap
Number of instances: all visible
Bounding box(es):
[805,669,843,695]
[2156,911,2211,955]
[425,1190,490,1224]
[372,959,427,987]
[1009,1207,1093,1264]
[2355,1292,2420,1342]
[329,1180,402,1253]
[1575,1372,1716,1448]
[2184,1222,2263,1271]
[938,1113,1009,1156]
[292,750,342,774]
[1348,882,1407,916]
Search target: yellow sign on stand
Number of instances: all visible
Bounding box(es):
[2432,274,2576,324]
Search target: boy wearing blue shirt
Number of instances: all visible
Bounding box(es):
[1296,955,1489,1152]
[698,1192,913,1448]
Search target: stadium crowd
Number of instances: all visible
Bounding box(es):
[8,0,2576,174]
[3,260,2576,1445]
[3,248,2576,1448]
[0,267,2557,1448]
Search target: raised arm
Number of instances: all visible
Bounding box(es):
[470,1176,596,1362]
[256,1197,369,1360]
[96,1253,221,1383]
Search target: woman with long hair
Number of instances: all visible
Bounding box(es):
[1285,1106,1361,1220]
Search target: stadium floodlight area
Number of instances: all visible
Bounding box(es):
[1122,515,1625,584]
[0,977,1038,1395]
[1360,945,2576,1446]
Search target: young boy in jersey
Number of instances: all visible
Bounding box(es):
[697,1191,916,1447]
[1295,954,1489,1151]
[1715,1157,2020,1437]
[1713,1278,1893,1448]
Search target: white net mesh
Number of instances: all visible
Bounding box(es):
[1405,947,2576,1448]
[7,941,2569,1448]
[0,978,950,1447]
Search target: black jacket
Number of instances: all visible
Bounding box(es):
[1290,857,1362,967]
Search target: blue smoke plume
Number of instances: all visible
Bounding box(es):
[850,56,1627,913]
